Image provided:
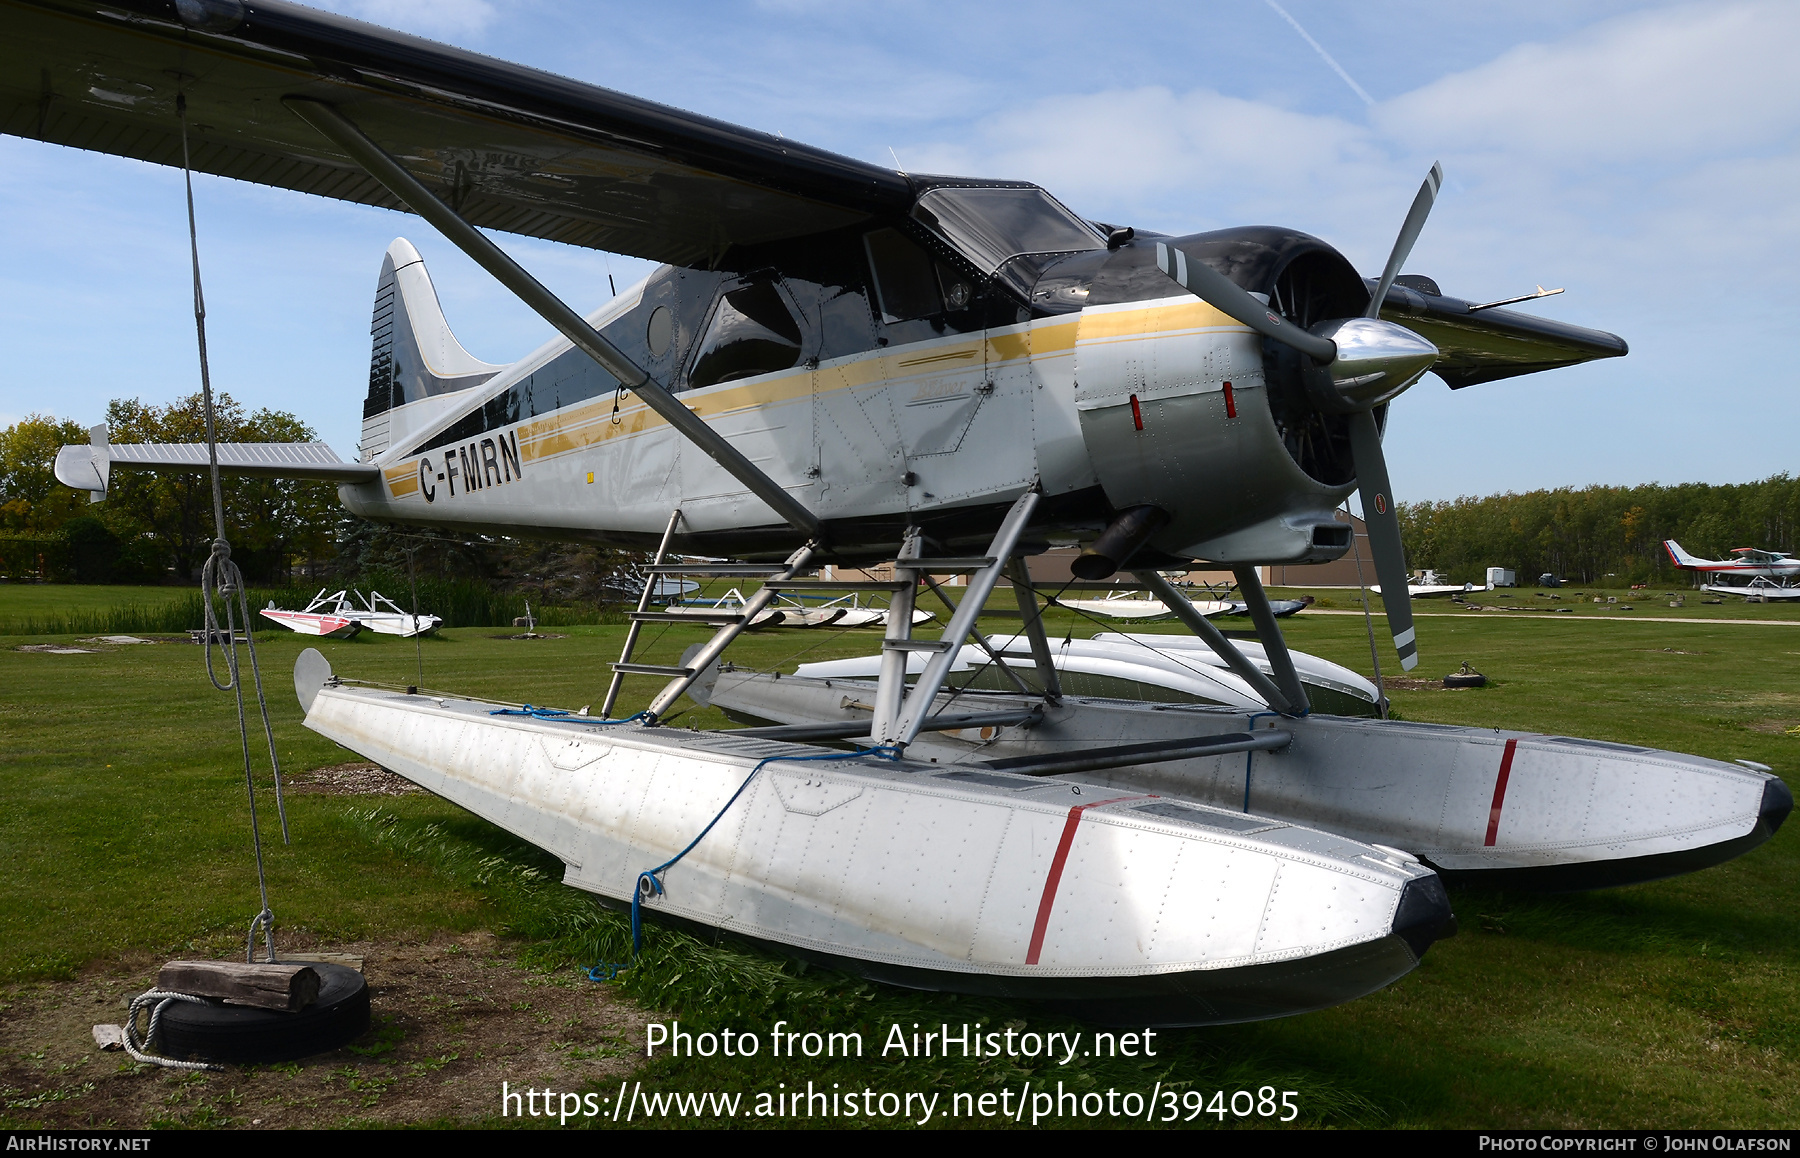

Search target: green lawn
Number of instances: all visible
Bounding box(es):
[0,582,194,618]
[1269,582,1800,624]
[2,602,1795,1128]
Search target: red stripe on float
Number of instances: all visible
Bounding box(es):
[1129,394,1144,431]
[1223,381,1236,418]
[1026,795,1148,965]
[1484,738,1518,847]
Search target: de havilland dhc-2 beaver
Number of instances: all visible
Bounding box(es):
[9,0,1791,1025]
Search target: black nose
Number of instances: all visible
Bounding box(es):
[1760,776,1793,837]
[1391,873,1457,961]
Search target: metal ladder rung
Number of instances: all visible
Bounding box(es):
[766,579,912,591]
[647,564,787,576]
[893,556,996,572]
[1036,580,1159,592]
[883,638,952,652]
[611,662,695,677]
[629,611,747,624]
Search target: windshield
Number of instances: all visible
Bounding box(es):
[913,186,1102,274]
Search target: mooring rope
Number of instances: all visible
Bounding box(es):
[489,705,649,724]
[586,745,901,981]
[178,92,290,967]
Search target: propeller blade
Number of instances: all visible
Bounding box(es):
[1347,409,1419,670]
[1365,162,1444,321]
[1155,242,1338,364]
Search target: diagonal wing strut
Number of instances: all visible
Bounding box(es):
[286,98,824,543]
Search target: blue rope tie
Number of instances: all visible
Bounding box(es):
[489,705,649,725]
[586,744,902,982]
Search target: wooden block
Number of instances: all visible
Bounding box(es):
[280,952,364,972]
[158,960,320,1012]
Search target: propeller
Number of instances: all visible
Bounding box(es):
[1154,162,1445,671]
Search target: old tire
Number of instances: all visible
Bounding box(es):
[1443,672,1487,689]
[156,962,370,1064]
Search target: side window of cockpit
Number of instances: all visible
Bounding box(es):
[863,228,975,323]
[687,283,804,391]
[864,228,939,323]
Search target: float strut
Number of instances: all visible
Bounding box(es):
[1232,566,1310,715]
[1132,569,1298,716]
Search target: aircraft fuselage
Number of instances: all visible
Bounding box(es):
[345,222,1370,566]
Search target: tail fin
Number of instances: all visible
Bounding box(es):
[361,239,502,459]
[1664,540,1702,568]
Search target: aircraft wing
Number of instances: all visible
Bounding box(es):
[0,0,913,267]
[1373,279,1628,388]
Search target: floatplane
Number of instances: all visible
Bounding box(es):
[13,0,1789,1025]
[1665,541,1800,601]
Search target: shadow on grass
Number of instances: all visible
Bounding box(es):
[1447,883,1800,963]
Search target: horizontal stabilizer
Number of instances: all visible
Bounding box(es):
[56,431,378,498]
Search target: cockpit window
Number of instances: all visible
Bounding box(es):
[687,283,803,390]
[863,228,942,322]
[912,186,1103,274]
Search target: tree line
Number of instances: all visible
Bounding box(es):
[1,396,337,584]
[1397,475,1800,586]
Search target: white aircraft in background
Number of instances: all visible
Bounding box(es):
[1371,570,1477,599]
[1666,540,1800,592]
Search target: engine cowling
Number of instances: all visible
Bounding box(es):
[1067,227,1379,567]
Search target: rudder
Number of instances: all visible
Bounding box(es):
[361,239,502,459]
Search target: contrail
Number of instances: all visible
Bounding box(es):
[1262,0,1376,107]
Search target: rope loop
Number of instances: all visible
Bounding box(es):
[123,989,221,1072]
[246,907,277,964]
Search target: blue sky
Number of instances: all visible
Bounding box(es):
[2,0,1795,502]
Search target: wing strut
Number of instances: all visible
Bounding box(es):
[285,99,823,542]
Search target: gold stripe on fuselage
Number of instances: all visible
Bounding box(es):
[384,464,420,497]
[375,300,1235,499]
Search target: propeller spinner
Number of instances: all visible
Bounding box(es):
[1154,163,1445,670]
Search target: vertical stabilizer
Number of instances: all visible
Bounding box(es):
[361,239,503,459]
[1664,540,1704,569]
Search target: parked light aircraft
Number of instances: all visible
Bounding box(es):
[1371,570,1478,599]
[1666,540,1800,582]
[1665,541,1800,601]
[9,0,1790,1026]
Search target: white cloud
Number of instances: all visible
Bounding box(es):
[1377,1,1800,165]
[900,86,1391,234]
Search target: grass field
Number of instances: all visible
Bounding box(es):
[2,587,1796,1128]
